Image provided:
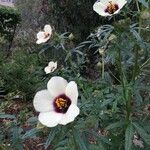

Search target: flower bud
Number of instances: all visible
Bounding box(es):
[68,33,74,40]
[99,48,104,55]
[141,10,150,19]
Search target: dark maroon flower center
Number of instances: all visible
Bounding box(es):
[105,1,119,14]
[44,32,50,39]
[53,94,71,113]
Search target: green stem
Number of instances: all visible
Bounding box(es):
[132,45,139,82]
[131,0,141,83]
[118,48,126,99]
[126,90,132,124]
[118,48,131,123]
[102,54,104,79]
[135,0,142,34]
[135,0,140,12]
[138,18,142,35]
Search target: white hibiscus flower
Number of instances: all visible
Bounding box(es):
[44,61,57,74]
[33,76,80,127]
[36,25,52,44]
[93,0,127,16]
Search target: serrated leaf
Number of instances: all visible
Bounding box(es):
[89,144,105,150]
[79,41,92,45]
[134,90,143,104]
[65,52,71,61]
[73,50,83,55]
[130,28,142,41]
[27,116,38,126]
[125,124,134,150]
[100,99,114,108]
[106,121,125,130]
[12,127,23,150]
[22,128,38,140]
[73,130,88,150]
[68,135,76,150]
[45,128,58,150]
[0,113,16,119]
[55,147,68,150]
[138,0,149,8]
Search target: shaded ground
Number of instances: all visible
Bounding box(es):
[0,98,53,150]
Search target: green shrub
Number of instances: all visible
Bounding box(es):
[0,50,44,100]
[0,6,21,51]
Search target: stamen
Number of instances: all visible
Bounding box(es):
[105,1,119,14]
[55,98,67,109]
[53,94,71,113]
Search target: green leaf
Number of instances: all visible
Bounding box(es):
[133,122,150,145]
[89,144,105,150]
[45,128,58,150]
[100,99,114,108]
[68,135,76,150]
[130,28,142,42]
[22,128,38,140]
[65,52,71,61]
[0,113,16,119]
[106,121,125,130]
[125,123,134,150]
[27,117,38,126]
[73,129,88,150]
[138,0,149,8]
[12,127,23,150]
[74,50,84,55]
[55,147,68,150]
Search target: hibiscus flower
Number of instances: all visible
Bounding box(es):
[36,25,52,44]
[93,0,127,16]
[44,61,57,74]
[33,76,80,127]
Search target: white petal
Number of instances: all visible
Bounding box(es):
[37,31,45,40]
[93,1,109,16]
[98,0,109,5]
[44,66,51,74]
[48,61,57,68]
[117,0,127,10]
[47,76,68,97]
[93,0,127,16]
[39,111,63,127]
[33,90,54,112]
[36,37,49,44]
[113,9,120,15]
[112,0,118,3]
[65,81,78,104]
[59,104,80,125]
[44,25,52,34]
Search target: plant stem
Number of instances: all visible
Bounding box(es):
[118,48,126,99]
[132,0,141,82]
[125,91,131,124]
[102,54,104,79]
[135,0,142,34]
[118,48,131,123]
[135,0,140,12]
[132,45,139,82]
